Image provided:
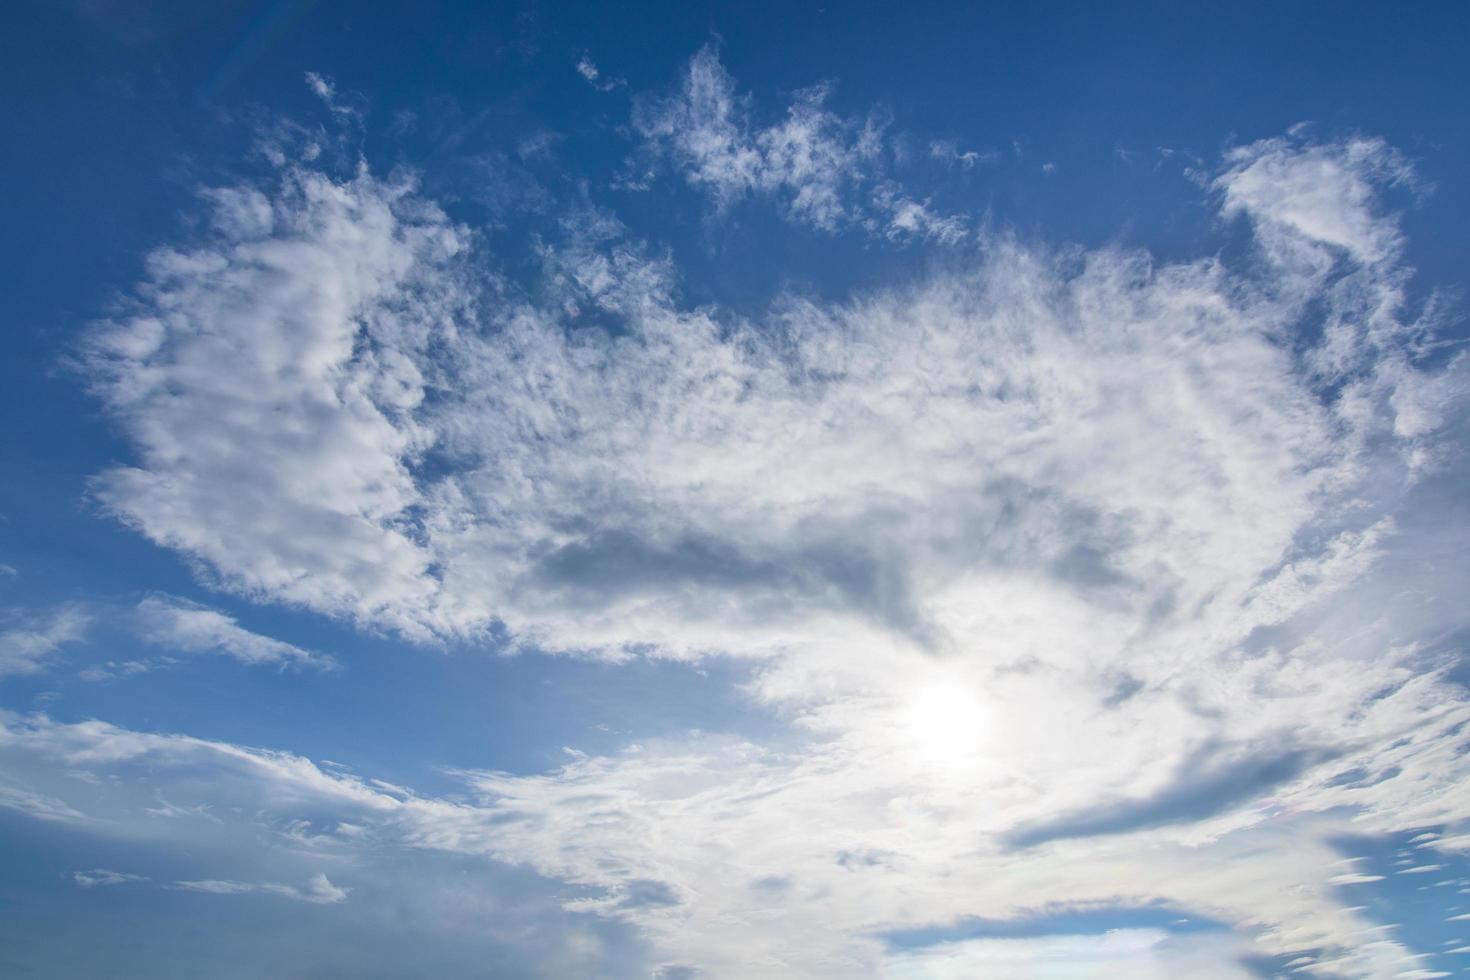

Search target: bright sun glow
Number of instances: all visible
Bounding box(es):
[901,680,991,771]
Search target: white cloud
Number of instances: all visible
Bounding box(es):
[83,167,465,639]
[883,929,1259,980]
[73,868,148,887]
[174,872,347,904]
[131,594,332,670]
[78,658,160,682]
[0,605,90,676]
[0,778,89,824]
[1216,131,1413,267]
[0,709,651,973]
[868,183,969,243]
[63,113,1470,976]
[576,55,622,92]
[304,71,360,119]
[2,691,1467,976]
[1,594,329,679]
[632,46,885,230]
[929,139,995,169]
[304,71,336,104]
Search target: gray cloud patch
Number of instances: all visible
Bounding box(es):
[618,878,681,910]
[1005,742,1339,848]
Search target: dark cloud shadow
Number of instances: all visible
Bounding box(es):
[1004,741,1337,849]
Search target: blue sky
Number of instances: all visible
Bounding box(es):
[3,2,1470,977]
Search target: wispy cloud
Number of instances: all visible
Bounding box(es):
[0,605,90,677]
[576,55,624,92]
[73,868,148,888]
[2,594,330,680]
[131,594,333,670]
[0,778,90,824]
[47,63,1470,975]
[1217,131,1414,267]
[929,138,997,169]
[632,47,965,240]
[631,46,876,228]
[303,71,362,120]
[173,872,347,904]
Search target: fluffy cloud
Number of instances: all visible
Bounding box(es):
[82,168,466,639]
[1216,130,1413,267]
[56,60,1470,976]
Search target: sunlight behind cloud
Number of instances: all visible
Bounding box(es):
[4,16,1470,978]
[60,107,1469,973]
[899,677,993,773]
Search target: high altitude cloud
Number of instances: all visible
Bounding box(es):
[55,49,1470,977]
[0,717,644,977]
[173,872,348,904]
[1,594,330,680]
[73,869,149,887]
[131,594,332,670]
[123,870,349,908]
[1216,130,1413,267]
[631,45,879,228]
[0,605,90,677]
[631,46,965,241]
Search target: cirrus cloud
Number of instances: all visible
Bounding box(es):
[52,53,1470,977]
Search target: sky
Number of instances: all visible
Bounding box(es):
[3,1,1470,977]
